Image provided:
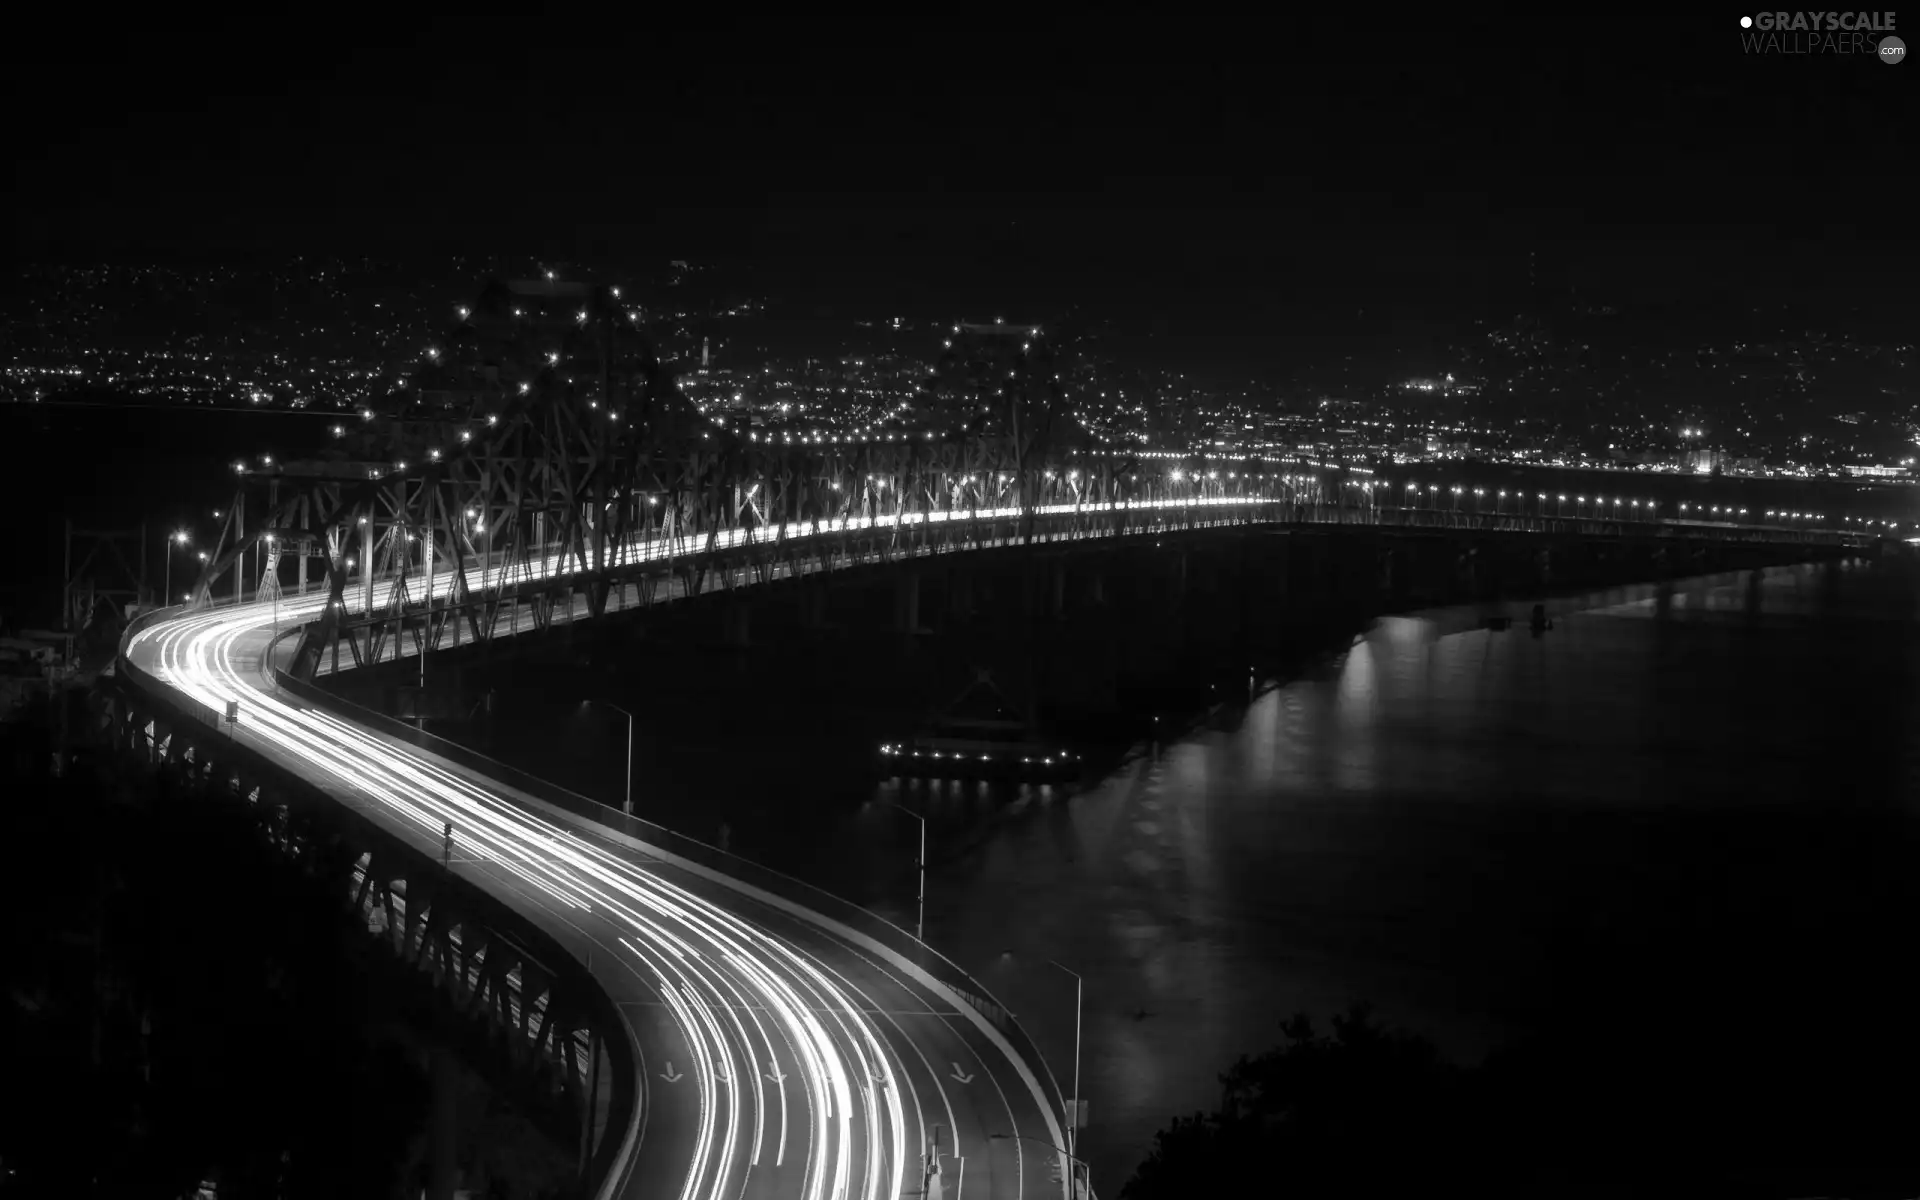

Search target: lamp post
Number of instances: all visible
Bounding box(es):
[412,527,427,695]
[1049,959,1083,1169]
[988,1133,1090,1200]
[165,531,190,608]
[266,534,279,631]
[889,802,926,942]
[582,701,635,814]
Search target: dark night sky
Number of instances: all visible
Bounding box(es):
[6,17,1914,374]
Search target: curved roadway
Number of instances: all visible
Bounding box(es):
[122,492,1838,1196]
[127,584,1072,1200]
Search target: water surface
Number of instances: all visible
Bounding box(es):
[882,559,1920,1187]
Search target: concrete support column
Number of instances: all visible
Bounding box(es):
[1050,560,1067,619]
[1086,570,1105,607]
[947,570,974,625]
[297,539,309,596]
[723,603,752,649]
[798,584,828,633]
[894,571,922,634]
[428,1045,458,1200]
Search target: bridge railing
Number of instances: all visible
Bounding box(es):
[267,644,1069,1131]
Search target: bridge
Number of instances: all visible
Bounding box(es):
[96,279,1877,1199]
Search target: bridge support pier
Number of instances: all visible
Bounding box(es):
[722,603,751,650]
[894,571,922,635]
[797,584,829,634]
[947,570,974,626]
[1050,561,1067,619]
[430,1045,459,1200]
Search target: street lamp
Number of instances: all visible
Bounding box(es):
[265,534,279,631]
[889,803,927,943]
[989,1133,1090,1200]
[581,700,636,814]
[165,530,190,608]
[1049,959,1084,1169]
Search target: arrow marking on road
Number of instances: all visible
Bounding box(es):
[660,1062,684,1084]
[949,1062,974,1084]
[766,1066,787,1085]
[716,1065,731,1085]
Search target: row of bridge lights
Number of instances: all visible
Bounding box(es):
[880,744,1077,767]
[226,439,1902,534]
[1373,483,1858,526]
[1389,484,1671,515]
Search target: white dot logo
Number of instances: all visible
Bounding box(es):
[1740,14,1752,26]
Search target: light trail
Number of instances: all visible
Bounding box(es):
[129,500,1169,1199]
[135,596,925,1200]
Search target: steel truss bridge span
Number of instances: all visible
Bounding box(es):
[290,494,1297,676]
[253,490,1871,680]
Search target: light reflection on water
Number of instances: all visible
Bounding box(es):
[898,559,1920,1189]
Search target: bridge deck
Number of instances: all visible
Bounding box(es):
[127,597,1073,1200]
[279,499,1867,676]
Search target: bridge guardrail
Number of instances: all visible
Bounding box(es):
[269,643,1069,1132]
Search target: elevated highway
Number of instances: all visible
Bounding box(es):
[113,487,1871,1196]
[118,570,1075,1199]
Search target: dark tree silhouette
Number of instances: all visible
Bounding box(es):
[1122,1005,1474,1200]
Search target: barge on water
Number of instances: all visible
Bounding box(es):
[879,672,1081,783]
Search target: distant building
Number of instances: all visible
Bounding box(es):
[1844,464,1909,478]
[1688,448,1727,475]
